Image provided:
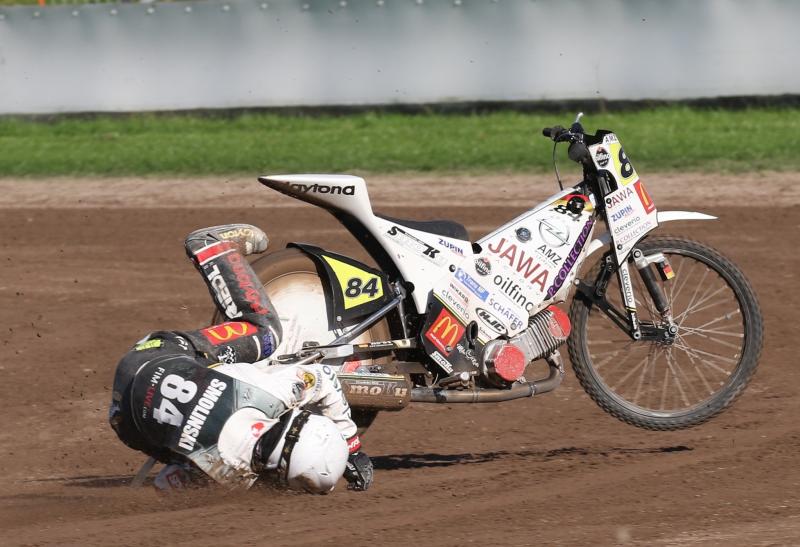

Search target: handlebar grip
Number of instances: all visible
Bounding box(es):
[542,125,565,140]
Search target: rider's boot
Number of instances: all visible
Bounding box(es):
[185,223,270,257]
[184,224,282,356]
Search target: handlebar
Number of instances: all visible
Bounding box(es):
[543,112,586,143]
[542,112,591,164]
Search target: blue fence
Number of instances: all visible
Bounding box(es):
[1,0,798,114]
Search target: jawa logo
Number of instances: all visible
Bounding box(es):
[425,308,465,355]
[200,321,257,345]
[476,307,507,336]
[487,238,550,292]
[289,183,355,195]
[605,187,634,209]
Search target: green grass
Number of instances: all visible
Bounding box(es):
[2,107,800,177]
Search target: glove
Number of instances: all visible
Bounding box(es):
[343,451,373,491]
[153,463,193,493]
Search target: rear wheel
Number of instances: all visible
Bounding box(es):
[568,236,763,430]
[212,248,390,432]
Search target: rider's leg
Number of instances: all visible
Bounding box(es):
[183,224,282,353]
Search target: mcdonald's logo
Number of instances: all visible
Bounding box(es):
[634,180,656,214]
[425,308,465,356]
[201,321,257,346]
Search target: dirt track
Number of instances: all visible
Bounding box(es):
[0,173,798,546]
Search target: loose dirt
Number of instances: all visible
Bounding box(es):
[0,173,797,546]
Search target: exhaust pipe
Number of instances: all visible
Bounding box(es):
[410,352,565,404]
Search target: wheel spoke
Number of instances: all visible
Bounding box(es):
[686,310,742,332]
[675,285,728,324]
[668,257,695,307]
[666,348,700,404]
[664,350,693,407]
[611,351,650,390]
[632,346,656,405]
[672,340,735,375]
[679,327,744,350]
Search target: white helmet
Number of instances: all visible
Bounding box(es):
[261,409,348,494]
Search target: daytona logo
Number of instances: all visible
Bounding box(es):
[289,183,355,195]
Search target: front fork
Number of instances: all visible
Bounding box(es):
[588,248,677,342]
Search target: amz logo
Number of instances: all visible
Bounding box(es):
[476,307,507,336]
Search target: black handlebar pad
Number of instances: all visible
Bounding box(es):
[542,125,566,141]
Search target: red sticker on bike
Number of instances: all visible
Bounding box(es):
[200,321,257,345]
[634,180,656,214]
[425,308,465,356]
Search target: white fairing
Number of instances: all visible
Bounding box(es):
[260,174,469,314]
[583,210,717,259]
[260,174,597,341]
[259,174,375,220]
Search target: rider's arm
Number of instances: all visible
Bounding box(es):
[290,364,373,491]
[275,364,359,442]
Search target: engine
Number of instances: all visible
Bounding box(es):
[481,305,571,387]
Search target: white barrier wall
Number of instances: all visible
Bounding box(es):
[1,0,798,114]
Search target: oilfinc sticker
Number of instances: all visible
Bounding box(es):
[322,255,384,309]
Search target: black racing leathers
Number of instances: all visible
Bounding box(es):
[109,227,282,463]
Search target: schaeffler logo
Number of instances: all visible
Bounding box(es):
[289,183,355,195]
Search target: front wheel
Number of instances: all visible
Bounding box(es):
[568,236,763,430]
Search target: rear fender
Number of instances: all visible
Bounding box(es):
[584,210,717,259]
[288,243,393,330]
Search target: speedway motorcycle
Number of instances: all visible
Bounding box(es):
[223,114,763,432]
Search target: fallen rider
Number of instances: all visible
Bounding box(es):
[108,224,373,494]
